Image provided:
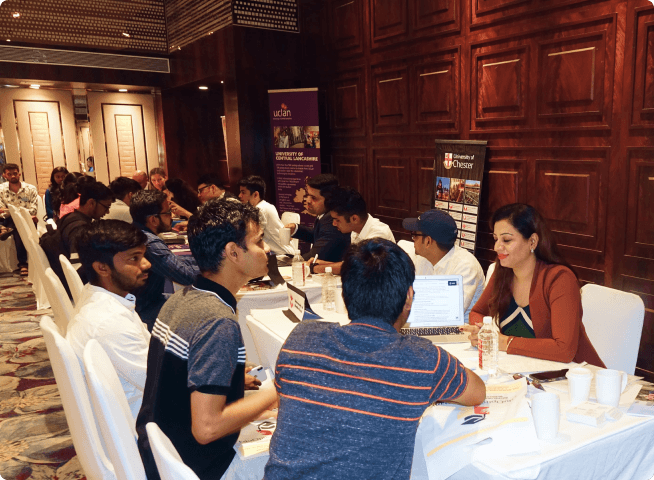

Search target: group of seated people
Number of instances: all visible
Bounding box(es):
[22,165,605,479]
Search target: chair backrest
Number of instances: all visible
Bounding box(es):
[83,339,146,480]
[581,284,645,374]
[43,267,75,334]
[485,262,496,287]
[60,254,84,305]
[39,316,116,480]
[145,423,200,480]
[397,240,416,264]
[19,206,39,241]
[36,194,48,236]
[246,315,284,370]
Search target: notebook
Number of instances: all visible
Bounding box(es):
[400,275,469,343]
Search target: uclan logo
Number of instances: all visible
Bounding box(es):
[274,103,292,117]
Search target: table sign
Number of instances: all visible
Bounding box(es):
[434,140,488,254]
[284,283,322,323]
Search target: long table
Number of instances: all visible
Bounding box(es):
[244,307,654,480]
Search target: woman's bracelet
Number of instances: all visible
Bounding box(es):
[506,336,515,351]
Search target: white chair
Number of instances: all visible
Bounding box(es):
[246,314,284,370]
[36,194,48,236]
[581,284,645,374]
[43,267,75,334]
[19,206,39,242]
[485,262,496,287]
[8,204,36,285]
[145,423,200,480]
[84,339,146,480]
[397,240,416,264]
[60,254,84,305]
[40,316,116,480]
[281,212,300,250]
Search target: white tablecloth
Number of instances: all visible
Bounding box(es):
[244,308,654,480]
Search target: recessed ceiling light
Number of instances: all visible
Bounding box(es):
[199,86,208,90]
[220,81,224,84]
[6,39,10,42]
[122,32,130,38]
[119,89,128,92]
[12,12,20,18]
[4,85,19,88]
[30,84,40,89]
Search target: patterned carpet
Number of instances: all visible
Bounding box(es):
[0,272,85,480]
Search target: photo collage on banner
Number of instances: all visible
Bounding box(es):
[268,88,321,227]
[434,140,488,253]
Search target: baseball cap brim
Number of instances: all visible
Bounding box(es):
[402,218,420,232]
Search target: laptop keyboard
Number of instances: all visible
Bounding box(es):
[400,326,462,336]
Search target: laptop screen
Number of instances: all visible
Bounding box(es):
[405,275,465,328]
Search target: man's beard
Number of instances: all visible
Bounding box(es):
[110,268,145,293]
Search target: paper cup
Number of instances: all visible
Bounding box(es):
[532,392,560,440]
[335,287,346,315]
[566,367,592,406]
[596,369,628,407]
[279,227,292,246]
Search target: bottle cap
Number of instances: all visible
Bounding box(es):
[483,316,492,325]
[325,267,332,274]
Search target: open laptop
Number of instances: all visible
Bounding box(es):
[400,274,469,343]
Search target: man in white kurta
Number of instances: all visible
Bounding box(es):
[65,219,152,418]
[403,209,484,323]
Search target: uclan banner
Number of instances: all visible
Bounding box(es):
[268,88,321,227]
[433,140,488,254]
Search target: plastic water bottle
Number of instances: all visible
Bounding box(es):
[321,267,336,311]
[478,316,498,378]
[291,250,306,286]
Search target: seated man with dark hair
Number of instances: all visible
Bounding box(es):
[238,175,294,255]
[313,186,395,274]
[197,173,229,204]
[403,209,485,323]
[284,173,350,261]
[130,190,200,329]
[137,198,278,480]
[66,220,151,417]
[106,176,142,223]
[265,239,486,479]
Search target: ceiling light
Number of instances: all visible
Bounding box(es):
[6,39,10,42]
[220,81,224,84]
[199,86,208,90]
[122,32,130,38]
[4,85,19,88]
[30,84,40,89]
[12,12,20,18]
[119,89,128,92]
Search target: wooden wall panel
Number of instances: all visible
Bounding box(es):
[332,70,366,135]
[333,153,365,193]
[321,0,654,380]
[331,0,365,55]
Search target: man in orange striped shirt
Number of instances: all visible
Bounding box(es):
[264,239,485,480]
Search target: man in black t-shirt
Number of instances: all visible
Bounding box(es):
[136,198,278,480]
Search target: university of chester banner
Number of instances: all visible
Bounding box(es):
[433,140,488,253]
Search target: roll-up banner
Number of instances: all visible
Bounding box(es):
[268,88,321,226]
[434,140,488,253]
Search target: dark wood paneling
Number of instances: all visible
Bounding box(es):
[471,0,597,27]
[371,0,408,44]
[331,0,365,55]
[372,64,410,131]
[625,148,654,260]
[333,153,365,193]
[332,69,366,135]
[375,154,412,215]
[630,8,654,128]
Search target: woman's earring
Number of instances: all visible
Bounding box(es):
[530,247,535,253]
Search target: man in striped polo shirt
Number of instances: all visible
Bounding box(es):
[265,239,486,480]
[136,198,278,480]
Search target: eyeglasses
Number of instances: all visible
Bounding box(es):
[411,233,427,240]
[197,184,212,195]
[98,202,112,210]
[158,210,173,217]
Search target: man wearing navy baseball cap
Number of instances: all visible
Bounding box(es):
[402,209,485,322]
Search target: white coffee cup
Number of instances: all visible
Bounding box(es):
[335,287,346,315]
[596,369,628,407]
[566,367,593,406]
[279,227,292,245]
[531,392,560,440]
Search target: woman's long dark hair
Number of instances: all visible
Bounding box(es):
[165,178,201,217]
[488,203,576,321]
[48,166,68,190]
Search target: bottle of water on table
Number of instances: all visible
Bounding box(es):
[322,267,336,311]
[291,249,306,287]
[478,316,498,378]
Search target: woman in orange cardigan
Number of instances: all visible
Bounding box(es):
[462,203,604,367]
